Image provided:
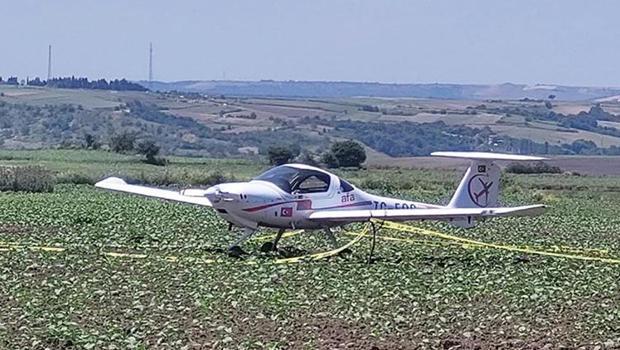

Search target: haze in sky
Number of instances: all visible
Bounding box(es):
[2,0,619,86]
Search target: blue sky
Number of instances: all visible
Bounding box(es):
[2,0,619,86]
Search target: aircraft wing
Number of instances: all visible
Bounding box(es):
[308,205,546,222]
[94,177,212,207]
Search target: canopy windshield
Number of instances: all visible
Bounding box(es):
[254,165,331,194]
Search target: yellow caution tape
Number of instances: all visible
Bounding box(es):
[380,220,620,264]
[10,220,612,265]
[271,225,368,264]
[252,230,304,242]
[343,230,610,256]
[342,231,467,249]
[0,225,369,265]
[102,251,147,259]
[0,243,66,253]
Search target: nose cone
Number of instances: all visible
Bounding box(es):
[204,185,222,203]
[205,183,245,204]
[205,182,283,205]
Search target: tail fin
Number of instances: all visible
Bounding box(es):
[448,158,501,208]
[431,152,546,209]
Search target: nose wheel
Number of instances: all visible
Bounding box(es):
[227,245,249,258]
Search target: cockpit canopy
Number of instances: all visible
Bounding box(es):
[254,165,332,194]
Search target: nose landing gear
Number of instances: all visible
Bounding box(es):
[227,227,256,258]
[227,245,249,258]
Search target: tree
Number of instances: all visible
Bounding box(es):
[320,152,339,168]
[569,139,597,154]
[330,140,366,168]
[136,139,163,165]
[110,132,135,153]
[84,133,97,149]
[267,146,294,165]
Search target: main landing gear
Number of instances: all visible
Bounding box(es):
[325,227,352,256]
[226,226,360,258]
[259,228,285,253]
[226,223,381,262]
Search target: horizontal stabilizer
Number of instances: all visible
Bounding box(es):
[431,151,546,161]
[308,205,546,222]
[94,177,211,207]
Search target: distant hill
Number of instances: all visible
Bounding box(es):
[141,80,620,101]
[3,85,620,158]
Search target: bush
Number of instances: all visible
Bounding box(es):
[142,157,168,166]
[0,165,55,192]
[55,172,96,185]
[190,171,230,186]
[84,133,100,149]
[267,146,295,165]
[320,152,339,168]
[136,139,166,166]
[110,132,136,153]
[330,140,366,168]
[505,161,562,174]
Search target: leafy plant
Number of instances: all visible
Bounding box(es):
[0,165,54,192]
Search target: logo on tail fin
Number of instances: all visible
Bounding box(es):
[468,174,494,207]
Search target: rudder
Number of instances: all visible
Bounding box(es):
[448,160,500,208]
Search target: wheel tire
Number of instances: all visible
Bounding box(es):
[260,241,275,253]
[228,245,248,258]
[338,248,353,256]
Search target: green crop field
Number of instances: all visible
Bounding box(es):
[0,151,619,349]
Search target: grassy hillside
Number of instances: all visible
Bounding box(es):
[3,85,620,159]
[0,150,263,186]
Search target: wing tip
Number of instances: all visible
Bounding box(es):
[95,177,127,188]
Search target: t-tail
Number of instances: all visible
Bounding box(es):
[432,151,547,227]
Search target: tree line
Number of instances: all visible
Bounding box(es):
[0,76,147,91]
[266,140,367,168]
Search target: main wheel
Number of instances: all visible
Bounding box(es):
[227,245,248,258]
[259,241,276,253]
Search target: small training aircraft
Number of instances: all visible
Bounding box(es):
[95,152,547,256]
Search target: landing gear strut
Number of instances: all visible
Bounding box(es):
[324,227,351,256]
[323,227,339,248]
[227,227,256,258]
[260,228,286,252]
[367,220,378,264]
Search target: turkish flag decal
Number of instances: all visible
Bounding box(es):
[280,207,293,217]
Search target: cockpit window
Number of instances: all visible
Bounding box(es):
[296,175,329,193]
[339,178,354,192]
[254,165,331,194]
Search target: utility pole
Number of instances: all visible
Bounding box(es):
[47,44,52,81]
[149,42,153,87]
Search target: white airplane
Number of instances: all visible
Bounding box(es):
[95,152,547,256]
